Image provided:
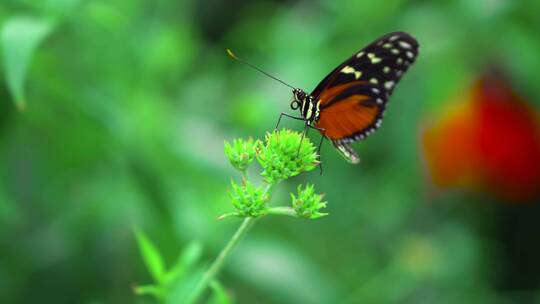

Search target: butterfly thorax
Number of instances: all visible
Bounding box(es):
[291,88,321,125]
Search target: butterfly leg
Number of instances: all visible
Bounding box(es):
[317,133,326,175]
[297,125,326,175]
[307,126,326,175]
[275,112,306,130]
[296,122,309,157]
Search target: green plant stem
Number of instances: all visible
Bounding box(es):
[240,169,249,185]
[267,206,296,217]
[262,182,275,198]
[188,216,255,303]
[189,182,277,302]
[218,205,296,220]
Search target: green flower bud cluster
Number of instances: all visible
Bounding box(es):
[291,184,328,219]
[257,129,318,184]
[224,138,259,172]
[222,129,327,220]
[228,180,268,217]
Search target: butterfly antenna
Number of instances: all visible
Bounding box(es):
[226,49,296,90]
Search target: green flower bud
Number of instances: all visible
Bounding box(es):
[291,184,328,219]
[224,138,259,172]
[257,129,318,184]
[228,180,269,217]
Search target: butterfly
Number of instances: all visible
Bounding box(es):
[228,32,419,163]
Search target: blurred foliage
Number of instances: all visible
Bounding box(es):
[0,0,539,303]
[134,230,210,303]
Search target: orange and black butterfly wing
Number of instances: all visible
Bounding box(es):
[312,32,419,163]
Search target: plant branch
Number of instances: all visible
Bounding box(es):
[241,169,249,185]
[189,183,278,302]
[262,182,275,199]
[187,217,255,303]
[267,206,297,217]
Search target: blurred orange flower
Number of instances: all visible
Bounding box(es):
[422,73,540,202]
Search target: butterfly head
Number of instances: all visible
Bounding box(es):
[291,88,320,123]
[290,88,306,110]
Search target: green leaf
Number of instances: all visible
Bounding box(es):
[135,228,166,284]
[208,280,232,304]
[133,284,165,299]
[1,16,55,110]
[166,266,206,304]
[165,241,203,284]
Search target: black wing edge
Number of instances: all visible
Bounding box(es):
[310,31,419,99]
[332,140,360,164]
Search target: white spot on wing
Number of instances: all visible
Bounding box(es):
[341,65,362,79]
[383,66,390,73]
[369,78,378,84]
[356,51,364,58]
[384,81,395,90]
[389,35,400,41]
[406,51,414,58]
[397,58,403,65]
[391,49,400,54]
[341,66,353,73]
[376,98,383,104]
[372,88,380,94]
[398,41,412,49]
[383,43,392,49]
[367,53,382,64]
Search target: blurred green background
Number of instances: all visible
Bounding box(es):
[1,0,540,303]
